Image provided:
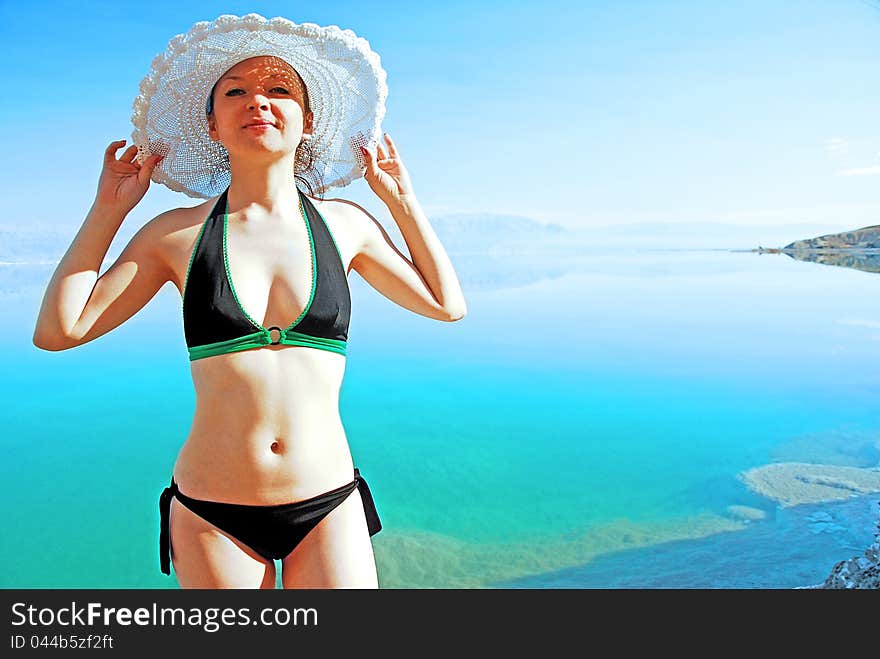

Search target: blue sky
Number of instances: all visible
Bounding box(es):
[0,0,878,236]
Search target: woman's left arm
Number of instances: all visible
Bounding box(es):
[351,133,468,321]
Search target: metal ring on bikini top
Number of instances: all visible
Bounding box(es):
[267,326,283,345]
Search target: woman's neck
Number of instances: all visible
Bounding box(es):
[226,155,301,218]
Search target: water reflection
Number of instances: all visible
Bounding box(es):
[756,249,880,275]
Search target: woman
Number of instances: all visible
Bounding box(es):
[32,15,466,589]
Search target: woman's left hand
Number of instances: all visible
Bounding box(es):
[361,133,415,206]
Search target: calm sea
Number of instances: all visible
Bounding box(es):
[3,246,879,588]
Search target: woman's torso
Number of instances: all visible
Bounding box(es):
[159,192,361,504]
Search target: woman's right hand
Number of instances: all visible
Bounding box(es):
[94,139,164,216]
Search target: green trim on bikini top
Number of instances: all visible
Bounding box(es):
[187,330,347,361]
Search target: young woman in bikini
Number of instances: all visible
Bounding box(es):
[32,16,466,589]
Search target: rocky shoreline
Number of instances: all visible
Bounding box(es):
[820,499,880,588]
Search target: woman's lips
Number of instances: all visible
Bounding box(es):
[245,123,275,130]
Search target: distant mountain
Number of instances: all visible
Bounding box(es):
[0,223,74,263]
[782,225,880,250]
[428,213,568,253]
[430,213,567,237]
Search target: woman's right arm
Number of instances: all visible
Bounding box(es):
[32,139,166,351]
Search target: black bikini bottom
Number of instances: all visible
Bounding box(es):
[159,467,382,575]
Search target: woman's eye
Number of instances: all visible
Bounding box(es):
[270,87,290,94]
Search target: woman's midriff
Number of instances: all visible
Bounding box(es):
[171,346,354,505]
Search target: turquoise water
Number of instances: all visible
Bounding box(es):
[3,248,879,587]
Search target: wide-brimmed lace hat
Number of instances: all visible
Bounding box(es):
[131,13,388,198]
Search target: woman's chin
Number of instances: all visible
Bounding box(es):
[228,139,297,158]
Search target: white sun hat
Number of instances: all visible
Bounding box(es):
[131,13,388,199]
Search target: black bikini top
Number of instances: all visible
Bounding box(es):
[182,186,351,361]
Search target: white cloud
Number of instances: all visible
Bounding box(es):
[824,138,848,154]
[837,319,880,329]
[838,166,880,176]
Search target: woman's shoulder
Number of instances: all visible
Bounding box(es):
[139,197,222,291]
[146,196,221,241]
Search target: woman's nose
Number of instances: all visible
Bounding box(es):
[247,95,270,110]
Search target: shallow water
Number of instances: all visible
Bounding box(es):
[3,246,878,588]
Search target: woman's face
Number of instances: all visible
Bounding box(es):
[206,55,313,160]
